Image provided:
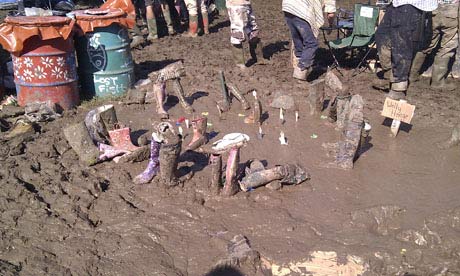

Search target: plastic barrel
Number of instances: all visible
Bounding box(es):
[8,16,79,110]
[75,22,134,99]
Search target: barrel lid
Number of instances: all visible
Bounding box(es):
[4,15,72,26]
[73,8,126,21]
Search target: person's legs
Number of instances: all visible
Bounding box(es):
[285,12,304,61]
[296,18,318,70]
[184,0,198,36]
[145,2,158,41]
[431,3,459,90]
[228,5,246,68]
[199,0,209,34]
[161,1,176,35]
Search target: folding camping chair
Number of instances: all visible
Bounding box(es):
[323,4,380,76]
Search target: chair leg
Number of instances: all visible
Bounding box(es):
[352,45,374,77]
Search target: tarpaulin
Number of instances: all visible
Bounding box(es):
[73,8,133,35]
[0,16,74,54]
[100,0,135,29]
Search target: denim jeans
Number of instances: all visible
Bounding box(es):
[284,12,318,70]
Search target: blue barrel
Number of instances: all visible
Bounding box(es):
[74,9,134,99]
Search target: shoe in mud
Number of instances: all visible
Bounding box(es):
[130,35,144,48]
[186,117,208,151]
[240,163,309,191]
[134,133,161,184]
[293,66,308,81]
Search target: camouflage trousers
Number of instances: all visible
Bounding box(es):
[184,0,207,16]
[421,3,459,59]
[227,4,259,45]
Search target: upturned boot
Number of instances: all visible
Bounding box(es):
[154,82,169,119]
[109,126,140,152]
[186,15,199,37]
[173,78,194,114]
[327,95,364,170]
[409,51,427,83]
[134,133,161,184]
[227,83,250,110]
[438,122,460,149]
[186,117,208,151]
[147,18,158,41]
[221,147,240,196]
[336,95,351,129]
[209,153,222,194]
[217,70,231,113]
[307,79,325,116]
[231,43,246,69]
[149,60,186,83]
[249,37,265,63]
[85,104,118,145]
[159,131,182,187]
[202,12,209,34]
[63,122,100,166]
[431,56,457,91]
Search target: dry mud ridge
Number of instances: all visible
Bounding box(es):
[1,0,460,275]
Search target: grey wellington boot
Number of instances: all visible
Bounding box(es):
[409,51,427,83]
[431,56,457,91]
[147,18,158,41]
[231,43,246,69]
[158,123,182,187]
[388,81,407,100]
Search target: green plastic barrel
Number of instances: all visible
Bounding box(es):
[216,0,227,13]
[75,12,134,99]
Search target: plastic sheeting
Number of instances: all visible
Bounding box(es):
[73,8,134,35]
[0,16,74,54]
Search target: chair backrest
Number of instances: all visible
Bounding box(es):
[352,4,379,37]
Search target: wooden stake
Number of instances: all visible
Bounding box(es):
[390,99,407,137]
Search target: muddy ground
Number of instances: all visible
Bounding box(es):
[1,0,460,275]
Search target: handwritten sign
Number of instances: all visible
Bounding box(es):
[360,6,374,18]
[381,98,415,124]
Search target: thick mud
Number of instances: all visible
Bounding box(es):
[1,0,460,275]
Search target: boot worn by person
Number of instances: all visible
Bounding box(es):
[438,123,460,149]
[388,81,407,100]
[431,56,457,91]
[372,69,392,91]
[186,117,208,151]
[130,35,144,48]
[202,12,209,34]
[231,43,246,69]
[147,18,158,41]
[133,132,162,184]
[325,94,364,170]
[186,15,199,37]
[163,7,176,35]
[249,37,265,63]
[409,51,426,83]
[293,66,309,81]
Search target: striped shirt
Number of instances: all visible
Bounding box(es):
[282,0,336,38]
[392,0,438,11]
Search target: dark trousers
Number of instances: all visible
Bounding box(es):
[284,12,318,70]
[375,4,425,83]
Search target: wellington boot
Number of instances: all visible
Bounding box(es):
[244,98,261,124]
[202,12,209,34]
[249,37,265,63]
[388,81,407,100]
[227,83,250,110]
[217,70,231,113]
[231,43,246,69]
[307,79,325,116]
[186,117,208,151]
[130,35,144,48]
[163,8,176,35]
[147,18,158,41]
[134,133,161,184]
[186,15,198,37]
[372,69,392,91]
[63,122,100,166]
[336,95,351,130]
[325,95,364,170]
[221,147,240,197]
[159,127,182,187]
[438,123,460,149]
[154,82,169,119]
[431,56,457,91]
[172,78,194,114]
[293,66,308,81]
[240,164,310,191]
[85,104,118,145]
[209,154,222,195]
[109,126,140,152]
[409,52,426,83]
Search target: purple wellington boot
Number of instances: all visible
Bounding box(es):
[133,133,162,184]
